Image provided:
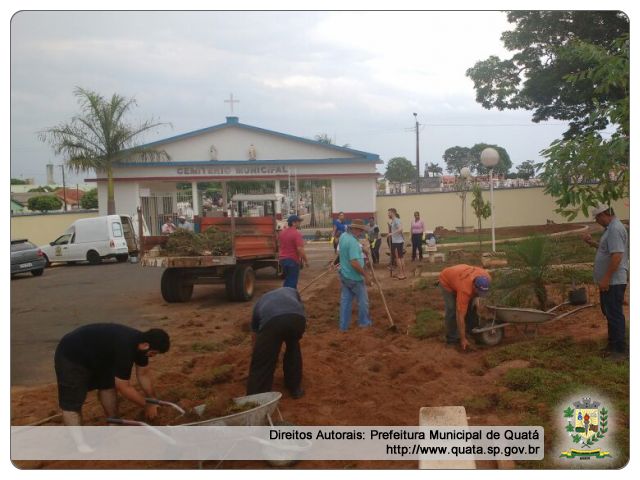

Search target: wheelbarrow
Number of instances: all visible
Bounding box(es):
[107,391,284,427]
[472,301,595,346]
[107,392,304,466]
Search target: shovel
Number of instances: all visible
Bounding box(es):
[368,262,397,332]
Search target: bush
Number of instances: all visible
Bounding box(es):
[80,188,98,209]
[27,195,62,212]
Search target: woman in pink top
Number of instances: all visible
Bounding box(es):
[411,211,425,261]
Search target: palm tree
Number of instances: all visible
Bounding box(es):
[507,235,555,310]
[425,162,443,177]
[39,87,171,214]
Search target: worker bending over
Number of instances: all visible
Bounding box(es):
[54,323,170,425]
[438,264,491,351]
[247,287,306,399]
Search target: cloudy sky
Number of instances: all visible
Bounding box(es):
[10,10,572,185]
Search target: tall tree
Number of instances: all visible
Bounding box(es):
[466,11,628,138]
[540,34,629,218]
[466,12,629,218]
[39,87,170,214]
[515,160,538,180]
[469,143,512,175]
[442,146,472,174]
[384,157,417,184]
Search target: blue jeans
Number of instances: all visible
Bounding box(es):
[280,258,300,289]
[600,284,627,352]
[339,275,371,331]
[440,285,477,344]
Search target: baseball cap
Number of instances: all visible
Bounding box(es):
[473,276,491,296]
[591,204,610,218]
[287,215,303,226]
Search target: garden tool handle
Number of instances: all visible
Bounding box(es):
[107,417,147,426]
[145,398,186,415]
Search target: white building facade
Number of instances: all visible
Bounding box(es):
[89,117,380,231]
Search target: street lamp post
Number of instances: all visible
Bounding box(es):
[480,148,500,252]
[460,166,471,231]
[413,112,420,193]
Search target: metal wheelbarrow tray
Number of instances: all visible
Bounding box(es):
[472,302,594,346]
[108,391,283,427]
[183,391,283,426]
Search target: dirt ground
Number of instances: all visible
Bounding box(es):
[10,227,625,470]
[436,222,582,239]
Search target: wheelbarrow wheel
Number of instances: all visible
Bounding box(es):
[474,319,505,346]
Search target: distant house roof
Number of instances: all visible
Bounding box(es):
[53,188,84,206]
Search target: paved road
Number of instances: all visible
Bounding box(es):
[10,243,334,386]
[10,261,166,386]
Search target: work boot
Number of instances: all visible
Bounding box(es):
[289,387,305,399]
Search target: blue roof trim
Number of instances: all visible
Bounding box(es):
[138,119,380,161]
[116,157,378,167]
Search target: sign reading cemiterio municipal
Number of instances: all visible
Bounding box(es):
[177,165,290,176]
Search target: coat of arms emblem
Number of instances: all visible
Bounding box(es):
[560,397,611,459]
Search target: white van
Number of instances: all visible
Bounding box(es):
[40,215,138,265]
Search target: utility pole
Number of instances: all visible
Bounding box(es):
[59,165,67,212]
[413,112,420,193]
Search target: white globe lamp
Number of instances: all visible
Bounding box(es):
[480,148,500,252]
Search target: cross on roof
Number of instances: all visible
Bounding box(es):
[224,93,239,114]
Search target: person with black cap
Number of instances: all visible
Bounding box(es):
[438,264,491,351]
[278,214,309,289]
[54,323,170,426]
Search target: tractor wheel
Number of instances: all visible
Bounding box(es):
[232,264,255,302]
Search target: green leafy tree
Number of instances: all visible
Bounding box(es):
[80,188,99,209]
[540,34,629,219]
[27,195,63,212]
[466,11,628,137]
[384,157,417,184]
[11,178,28,185]
[442,146,472,174]
[470,183,492,251]
[39,87,171,215]
[469,143,512,175]
[515,160,538,180]
[466,12,629,218]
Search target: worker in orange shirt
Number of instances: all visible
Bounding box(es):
[438,264,491,351]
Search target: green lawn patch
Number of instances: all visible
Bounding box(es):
[485,335,629,468]
[409,308,442,339]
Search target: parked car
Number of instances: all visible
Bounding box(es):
[39,215,137,266]
[11,239,47,277]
